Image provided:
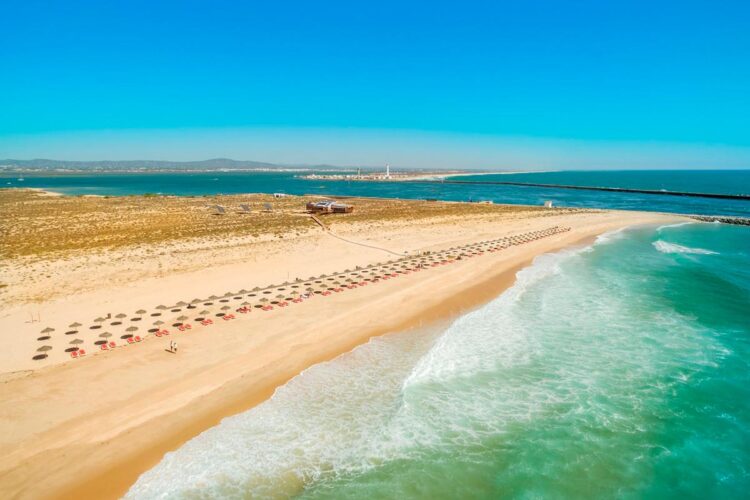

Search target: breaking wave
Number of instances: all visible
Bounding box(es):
[652,240,718,255]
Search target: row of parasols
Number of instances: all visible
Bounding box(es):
[33,226,571,361]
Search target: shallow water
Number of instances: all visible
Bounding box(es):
[127,222,750,498]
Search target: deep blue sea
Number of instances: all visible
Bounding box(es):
[2,170,749,217]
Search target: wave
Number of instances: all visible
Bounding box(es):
[652,240,718,255]
[127,224,728,498]
[656,221,695,232]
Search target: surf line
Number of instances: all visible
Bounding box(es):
[407,180,750,201]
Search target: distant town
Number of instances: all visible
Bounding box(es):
[301,164,475,182]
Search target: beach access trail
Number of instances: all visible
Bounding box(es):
[0,201,682,499]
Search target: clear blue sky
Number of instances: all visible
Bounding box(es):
[1,0,749,168]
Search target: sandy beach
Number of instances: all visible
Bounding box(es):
[0,190,684,498]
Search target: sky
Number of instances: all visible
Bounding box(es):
[1,0,749,169]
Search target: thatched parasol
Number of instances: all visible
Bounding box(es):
[116,313,128,319]
[156,305,167,311]
[135,309,147,315]
[70,338,83,345]
[41,327,55,334]
[191,299,202,304]
[99,332,113,338]
[37,345,53,352]
[126,326,138,332]
[200,310,210,315]
[177,315,188,321]
[176,301,187,307]
[153,320,164,326]
[221,305,231,311]
[69,322,82,328]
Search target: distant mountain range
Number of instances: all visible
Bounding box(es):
[0,158,304,171]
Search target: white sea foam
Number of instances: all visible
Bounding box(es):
[127,227,720,499]
[653,240,718,255]
[656,221,695,232]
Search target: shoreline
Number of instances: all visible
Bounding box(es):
[0,207,683,499]
[65,241,545,500]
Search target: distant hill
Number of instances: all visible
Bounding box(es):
[0,158,291,171]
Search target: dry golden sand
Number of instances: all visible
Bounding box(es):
[0,189,683,498]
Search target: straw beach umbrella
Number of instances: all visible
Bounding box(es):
[37,345,53,352]
[41,327,55,334]
[69,322,82,328]
[99,332,112,339]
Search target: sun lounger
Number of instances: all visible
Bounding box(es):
[134,336,142,342]
[71,351,79,358]
[79,349,86,356]
[127,337,135,344]
[109,341,116,348]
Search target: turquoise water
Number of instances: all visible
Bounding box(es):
[127,222,750,499]
[2,170,749,217]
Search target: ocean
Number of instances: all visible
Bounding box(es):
[126,222,750,498]
[2,169,749,217]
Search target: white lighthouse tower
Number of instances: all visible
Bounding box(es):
[385,163,391,179]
